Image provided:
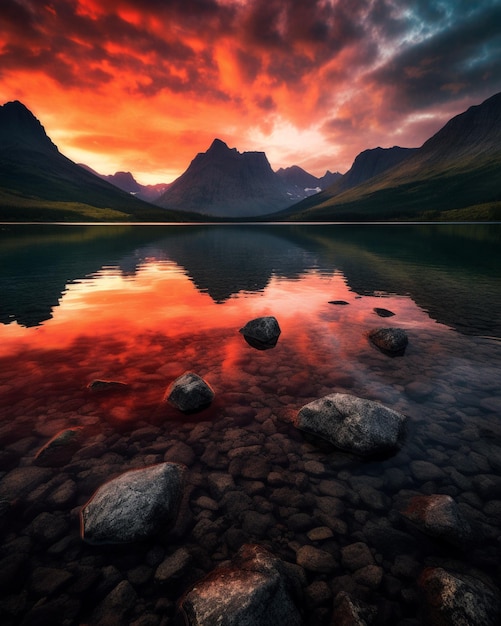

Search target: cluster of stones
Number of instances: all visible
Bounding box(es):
[0,312,500,625]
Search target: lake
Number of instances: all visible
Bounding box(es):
[0,223,500,625]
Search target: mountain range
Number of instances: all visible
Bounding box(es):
[79,165,171,203]
[0,101,186,222]
[0,92,500,221]
[155,138,340,217]
[276,92,501,221]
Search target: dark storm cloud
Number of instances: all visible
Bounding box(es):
[371,1,501,110]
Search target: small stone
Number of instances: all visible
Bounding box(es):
[87,379,129,392]
[165,372,214,413]
[353,565,383,589]
[296,545,337,573]
[368,327,408,356]
[30,566,73,596]
[401,494,473,545]
[410,460,446,482]
[90,580,137,625]
[164,441,196,466]
[307,526,334,542]
[304,460,326,476]
[194,496,219,511]
[0,466,53,500]
[208,473,235,498]
[242,510,273,537]
[341,542,375,571]
[29,512,69,544]
[155,548,192,583]
[328,300,349,305]
[332,591,377,625]
[305,581,332,607]
[373,307,395,317]
[239,316,281,350]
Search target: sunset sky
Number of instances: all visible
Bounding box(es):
[1,0,501,184]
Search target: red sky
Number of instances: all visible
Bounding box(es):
[1,0,501,184]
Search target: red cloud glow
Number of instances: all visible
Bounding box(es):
[1,0,500,183]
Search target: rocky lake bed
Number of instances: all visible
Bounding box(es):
[1,315,500,625]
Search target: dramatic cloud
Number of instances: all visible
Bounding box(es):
[1,0,500,181]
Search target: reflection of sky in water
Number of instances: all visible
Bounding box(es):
[0,258,455,424]
[0,226,500,626]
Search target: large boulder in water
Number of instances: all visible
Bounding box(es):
[80,462,186,544]
[368,327,408,356]
[239,316,281,350]
[180,544,303,626]
[419,567,501,626]
[165,372,214,413]
[401,494,473,546]
[294,393,406,457]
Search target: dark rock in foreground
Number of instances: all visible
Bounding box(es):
[368,327,408,356]
[419,567,501,626]
[294,393,406,457]
[180,544,303,626]
[34,427,85,467]
[80,462,186,544]
[165,372,215,412]
[401,494,473,546]
[239,316,281,350]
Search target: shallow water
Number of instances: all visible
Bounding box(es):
[0,223,500,625]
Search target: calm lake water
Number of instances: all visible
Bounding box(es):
[0,223,500,625]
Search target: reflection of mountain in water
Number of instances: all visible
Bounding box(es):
[0,225,162,327]
[293,224,501,338]
[1,224,500,337]
[145,226,318,302]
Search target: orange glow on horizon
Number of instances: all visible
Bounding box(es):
[1,1,498,182]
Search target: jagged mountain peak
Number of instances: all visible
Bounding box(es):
[207,138,232,152]
[0,100,59,154]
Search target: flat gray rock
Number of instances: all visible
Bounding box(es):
[180,544,302,626]
[294,393,406,457]
[81,462,186,544]
[165,372,214,413]
[239,316,281,350]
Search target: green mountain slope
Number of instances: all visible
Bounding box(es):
[0,101,191,222]
[274,92,501,222]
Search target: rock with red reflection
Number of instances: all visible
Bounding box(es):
[294,393,406,457]
[34,427,85,467]
[165,372,215,413]
[80,462,186,544]
[239,316,281,350]
[180,544,303,626]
